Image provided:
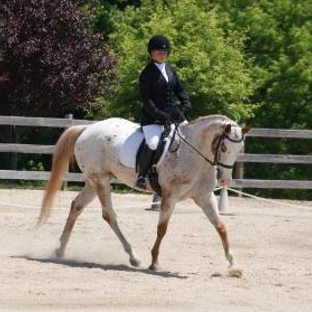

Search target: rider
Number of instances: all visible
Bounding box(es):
[136,35,192,189]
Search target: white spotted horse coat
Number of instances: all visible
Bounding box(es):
[37,115,250,274]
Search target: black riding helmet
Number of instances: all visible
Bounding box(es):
[147,35,171,55]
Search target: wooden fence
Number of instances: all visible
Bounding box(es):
[1,115,312,189]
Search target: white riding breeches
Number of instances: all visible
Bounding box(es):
[142,124,164,150]
[142,121,187,150]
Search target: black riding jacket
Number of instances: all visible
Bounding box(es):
[139,61,191,126]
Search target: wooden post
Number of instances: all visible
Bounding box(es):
[61,114,73,190]
[218,186,229,214]
[234,123,245,197]
[11,125,18,171]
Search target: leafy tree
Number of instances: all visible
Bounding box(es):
[81,0,141,40]
[96,0,256,123]
[211,0,312,129]
[211,0,312,199]
[0,0,116,117]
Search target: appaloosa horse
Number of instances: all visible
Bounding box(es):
[37,115,250,273]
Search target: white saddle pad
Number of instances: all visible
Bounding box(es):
[119,124,178,169]
[119,126,144,168]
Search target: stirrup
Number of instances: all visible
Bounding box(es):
[136,176,147,189]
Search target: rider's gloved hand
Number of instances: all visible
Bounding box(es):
[158,110,172,123]
[181,103,192,113]
[164,106,185,124]
[174,109,186,123]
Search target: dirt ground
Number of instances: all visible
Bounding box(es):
[0,188,311,312]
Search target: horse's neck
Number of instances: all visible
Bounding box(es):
[183,118,224,151]
[164,120,223,178]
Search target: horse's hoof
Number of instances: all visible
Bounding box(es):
[228,267,243,278]
[148,263,159,271]
[130,257,141,267]
[55,248,64,259]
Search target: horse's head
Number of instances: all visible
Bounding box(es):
[212,123,251,186]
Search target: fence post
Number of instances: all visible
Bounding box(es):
[234,123,246,197]
[218,186,229,214]
[11,125,18,171]
[61,114,73,191]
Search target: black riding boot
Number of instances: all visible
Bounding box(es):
[136,146,155,189]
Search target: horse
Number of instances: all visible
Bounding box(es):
[37,114,250,273]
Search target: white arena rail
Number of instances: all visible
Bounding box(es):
[1,115,312,189]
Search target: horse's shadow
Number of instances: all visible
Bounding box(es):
[11,255,188,279]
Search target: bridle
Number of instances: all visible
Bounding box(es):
[212,131,244,169]
[174,126,244,169]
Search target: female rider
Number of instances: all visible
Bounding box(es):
[136,35,192,189]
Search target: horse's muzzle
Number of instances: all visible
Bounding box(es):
[218,178,231,187]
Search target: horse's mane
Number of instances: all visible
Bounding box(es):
[187,114,235,126]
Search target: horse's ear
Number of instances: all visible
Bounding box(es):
[224,124,232,134]
[242,125,252,134]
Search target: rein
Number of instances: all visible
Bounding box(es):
[174,125,244,169]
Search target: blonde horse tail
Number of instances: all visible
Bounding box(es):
[36,125,86,227]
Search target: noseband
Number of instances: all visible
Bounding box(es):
[212,132,244,169]
[175,127,244,169]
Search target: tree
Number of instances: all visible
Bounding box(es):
[210,0,312,199]
[210,0,312,129]
[96,0,256,123]
[0,0,116,117]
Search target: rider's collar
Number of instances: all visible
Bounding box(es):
[154,61,166,66]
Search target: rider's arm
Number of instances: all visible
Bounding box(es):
[172,69,192,113]
[139,69,170,122]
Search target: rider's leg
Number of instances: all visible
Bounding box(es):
[136,124,164,189]
[136,145,155,189]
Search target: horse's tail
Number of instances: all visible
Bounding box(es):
[36,125,87,227]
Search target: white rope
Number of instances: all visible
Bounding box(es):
[146,186,224,209]
[226,187,312,211]
[0,187,222,211]
[0,200,159,211]
[0,202,40,210]
[1,186,311,211]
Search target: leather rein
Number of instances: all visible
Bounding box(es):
[174,126,244,169]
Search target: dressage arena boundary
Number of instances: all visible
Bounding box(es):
[1,115,312,209]
[0,186,311,214]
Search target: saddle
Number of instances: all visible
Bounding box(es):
[135,124,179,196]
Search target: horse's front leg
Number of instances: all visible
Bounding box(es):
[193,193,235,268]
[149,197,176,270]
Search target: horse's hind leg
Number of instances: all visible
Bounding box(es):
[55,181,96,258]
[96,180,140,267]
[193,193,235,268]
